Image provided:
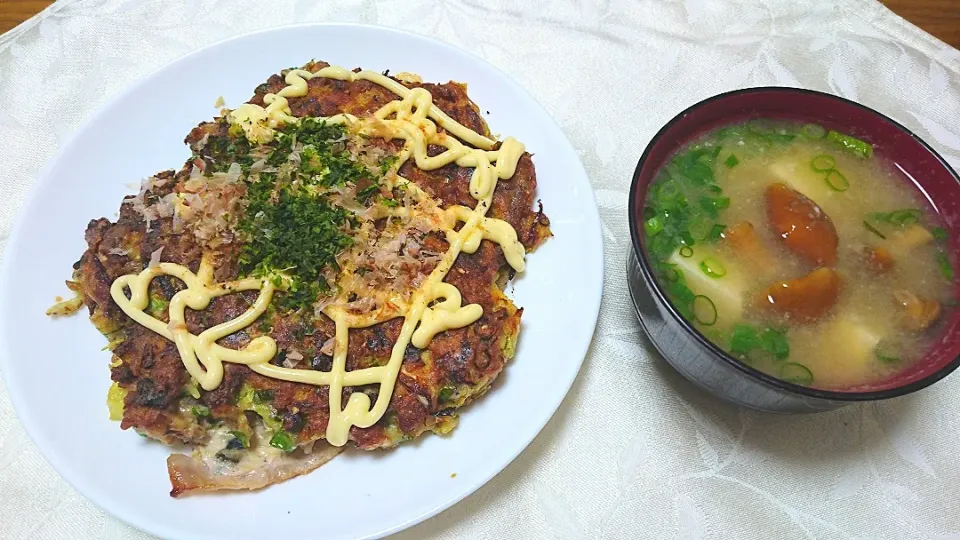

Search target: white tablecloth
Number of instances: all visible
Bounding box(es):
[2,0,960,538]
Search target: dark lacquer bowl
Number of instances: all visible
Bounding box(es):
[627,87,960,413]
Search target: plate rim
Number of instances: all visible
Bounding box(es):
[0,22,604,539]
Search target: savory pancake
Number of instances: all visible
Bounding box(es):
[54,61,550,496]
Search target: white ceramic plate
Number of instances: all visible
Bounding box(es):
[0,24,602,540]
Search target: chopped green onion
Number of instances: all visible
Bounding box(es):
[663,266,682,283]
[863,221,886,239]
[666,280,696,305]
[760,328,790,361]
[685,161,715,185]
[937,250,954,280]
[889,209,921,226]
[438,385,455,402]
[689,216,713,241]
[699,257,727,278]
[724,155,739,168]
[768,132,797,144]
[692,295,718,326]
[146,295,168,316]
[871,209,922,227]
[824,169,850,191]
[679,246,694,258]
[269,431,296,452]
[730,324,760,357]
[190,405,211,418]
[932,227,949,241]
[664,280,696,321]
[729,324,790,361]
[826,130,873,159]
[228,431,249,448]
[698,196,721,218]
[253,389,274,403]
[747,120,775,136]
[811,154,836,172]
[707,224,727,242]
[801,123,827,140]
[874,342,900,364]
[891,210,919,225]
[658,180,682,202]
[779,363,814,385]
[645,216,664,236]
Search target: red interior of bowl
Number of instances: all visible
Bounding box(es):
[632,88,960,395]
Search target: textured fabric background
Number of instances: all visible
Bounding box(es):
[2,0,960,538]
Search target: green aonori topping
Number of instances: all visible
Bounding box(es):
[239,181,353,311]
[225,119,397,312]
[201,135,254,173]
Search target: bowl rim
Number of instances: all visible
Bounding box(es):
[628,85,960,402]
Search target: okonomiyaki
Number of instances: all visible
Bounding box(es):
[50,61,551,496]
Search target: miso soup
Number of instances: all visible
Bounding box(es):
[642,120,956,389]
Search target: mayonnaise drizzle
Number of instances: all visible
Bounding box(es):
[110,255,278,391]
[111,65,527,447]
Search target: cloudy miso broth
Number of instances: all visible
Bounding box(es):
[643,120,956,389]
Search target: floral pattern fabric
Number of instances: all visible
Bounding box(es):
[1,0,960,538]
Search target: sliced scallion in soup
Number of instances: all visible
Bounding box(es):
[643,120,956,389]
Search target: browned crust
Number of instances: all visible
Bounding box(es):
[73,61,549,480]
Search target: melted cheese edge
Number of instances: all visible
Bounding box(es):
[110,65,528,446]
